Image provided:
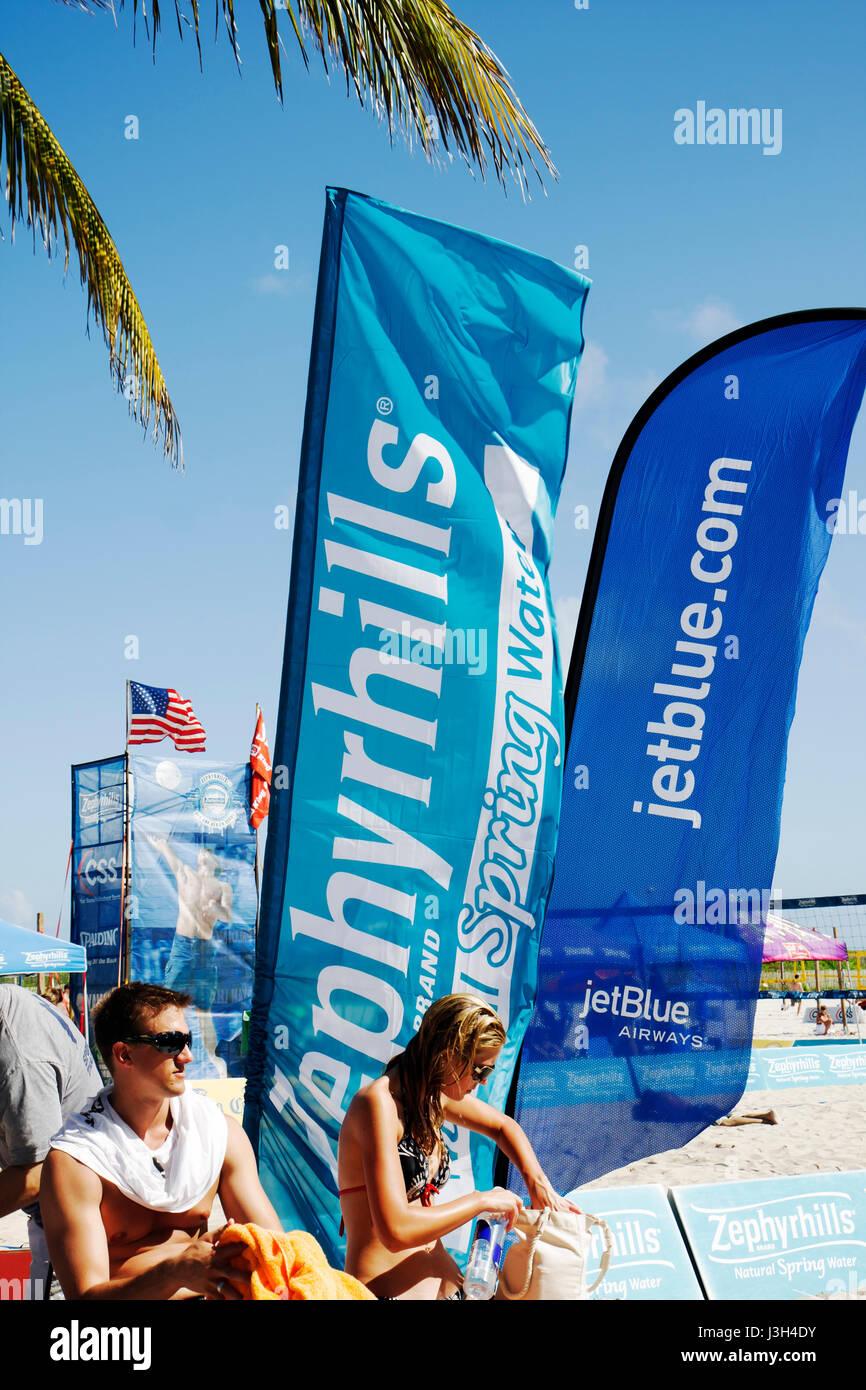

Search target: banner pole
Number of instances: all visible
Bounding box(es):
[121,682,132,985]
[36,910,46,995]
[833,927,847,1033]
[55,840,73,937]
[253,703,261,941]
[254,828,260,941]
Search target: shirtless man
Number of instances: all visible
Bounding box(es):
[39,982,280,1299]
[148,839,233,948]
[148,836,233,1076]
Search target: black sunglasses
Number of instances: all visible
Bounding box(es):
[471,1062,496,1085]
[123,1031,192,1055]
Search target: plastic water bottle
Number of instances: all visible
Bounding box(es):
[464,1217,507,1300]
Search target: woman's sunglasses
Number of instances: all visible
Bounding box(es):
[470,1062,496,1085]
[123,1031,192,1055]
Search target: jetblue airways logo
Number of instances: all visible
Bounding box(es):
[577,980,704,1048]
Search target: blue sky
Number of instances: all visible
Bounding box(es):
[1,0,865,934]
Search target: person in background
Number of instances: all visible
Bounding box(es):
[40,986,71,1018]
[148,835,233,1078]
[337,992,580,1300]
[0,983,100,1295]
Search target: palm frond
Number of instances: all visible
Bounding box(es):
[59,0,556,193]
[0,52,181,465]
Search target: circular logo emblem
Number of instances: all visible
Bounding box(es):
[376,396,393,415]
[193,772,240,832]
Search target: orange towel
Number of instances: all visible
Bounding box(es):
[214,1222,375,1301]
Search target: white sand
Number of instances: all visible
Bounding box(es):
[752,997,863,1044]
[581,1082,866,1191]
[578,1001,865,1190]
[0,1206,27,1251]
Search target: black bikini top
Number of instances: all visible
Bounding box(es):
[337,1128,451,1235]
[397,1131,451,1205]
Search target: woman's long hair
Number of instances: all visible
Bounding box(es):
[386,993,506,1155]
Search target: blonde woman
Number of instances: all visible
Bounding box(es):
[337,993,579,1300]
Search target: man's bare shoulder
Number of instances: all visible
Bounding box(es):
[223,1113,252,1159]
[42,1147,104,1218]
[44,1146,102,1190]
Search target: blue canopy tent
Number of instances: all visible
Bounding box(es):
[0,918,89,1039]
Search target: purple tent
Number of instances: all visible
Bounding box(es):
[763,913,847,963]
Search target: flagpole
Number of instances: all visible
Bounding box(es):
[253,703,261,941]
[254,828,261,943]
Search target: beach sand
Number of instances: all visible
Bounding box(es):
[580,1001,865,1190]
[752,997,863,1044]
[581,1082,866,1191]
[0,1206,27,1251]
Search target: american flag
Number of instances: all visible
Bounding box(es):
[128,682,206,752]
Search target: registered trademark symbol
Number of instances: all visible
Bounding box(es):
[376,396,393,416]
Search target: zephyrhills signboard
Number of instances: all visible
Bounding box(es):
[569,1183,703,1300]
[71,755,127,1013]
[672,1169,866,1299]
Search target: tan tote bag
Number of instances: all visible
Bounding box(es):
[496,1206,613,1301]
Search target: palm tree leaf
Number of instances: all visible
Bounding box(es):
[294,1,558,191]
[0,52,181,464]
[57,0,556,192]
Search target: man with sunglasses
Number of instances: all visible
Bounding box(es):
[39,982,281,1299]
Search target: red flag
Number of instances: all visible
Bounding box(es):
[250,707,272,829]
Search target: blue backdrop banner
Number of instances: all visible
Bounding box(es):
[513,312,866,1193]
[71,756,126,1020]
[245,188,589,1258]
[128,753,257,1079]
